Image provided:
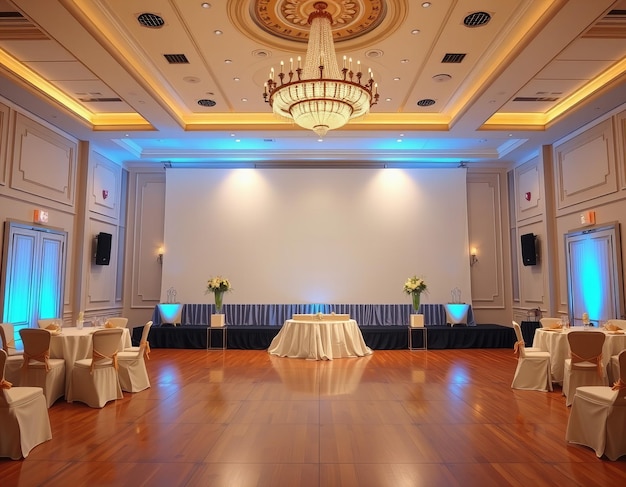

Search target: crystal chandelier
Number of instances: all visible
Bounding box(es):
[263,1,379,137]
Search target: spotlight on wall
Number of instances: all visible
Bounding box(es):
[470,247,478,267]
[157,246,164,264]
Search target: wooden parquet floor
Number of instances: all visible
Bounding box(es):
[2,348,626,486]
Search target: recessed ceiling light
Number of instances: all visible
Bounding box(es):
[393,77,400,81]
[214,30,223,35]
[411,29,420,35]
[201,3,211,8]
[230,133,235,137]
[224,59,232,64]
[422,2,432,7]
[318,138,323,142]
[235,139,241,143]
[241,98,248,102]
[385,98,392,102]
[397,139,402,143]
[399,133,405,137]
[233,77,240,81]
[400,59,409,64]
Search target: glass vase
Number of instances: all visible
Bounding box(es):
[412,293,421,313]
[214,291,223,314]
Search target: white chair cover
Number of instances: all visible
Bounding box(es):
[512,321,542,352]
[608,354,620,386]
[511,323,553,391]
[540,317,562,329]
[0,350,52,460]
[566,350,626,460]
[19,328,66,408]
[124,321,153,357]
[605,319,626,331]
[67,328,123,408]
[37,318,61,330]
[117,343,150,393]
[562,331,608,406]
[105,317,128,328]
[0,323,23,385]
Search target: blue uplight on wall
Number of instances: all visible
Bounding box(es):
[580,240,604,321]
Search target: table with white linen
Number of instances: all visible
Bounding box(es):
[268,319,373,360]
[50,327,132,396]
[532,328,626,384]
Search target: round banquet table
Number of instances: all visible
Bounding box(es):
[49,326,132,396]
[268,319,373,361]
[532,327,626,384]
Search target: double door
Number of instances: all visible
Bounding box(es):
[1,221,67,339]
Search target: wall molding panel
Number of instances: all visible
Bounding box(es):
[10,113,77,207]
[554,118,617,210]
[0,102,10,186]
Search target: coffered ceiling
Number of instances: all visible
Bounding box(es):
[0,0,625,166]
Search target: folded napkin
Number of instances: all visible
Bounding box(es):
[549,324,562,330]
[104,321,116,328]
[46,324,60,332]
[604,323,620,331]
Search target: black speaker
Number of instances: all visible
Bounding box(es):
[520,233,537,266]
[95,232,112,265]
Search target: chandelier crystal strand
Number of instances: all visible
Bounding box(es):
[263,1,379,138]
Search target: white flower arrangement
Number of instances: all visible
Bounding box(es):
[403,276,427,295]
[206,276,232,294]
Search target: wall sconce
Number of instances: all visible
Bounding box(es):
[157,246,164,264]
[470,247,478,266]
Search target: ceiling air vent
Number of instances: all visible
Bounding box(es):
[164,54,189,64]
[441,53,466,63]
[198,99,216,107]
[463,12,491,27]
[78,97,123,102]
[513,96,559,102]
[137,13,165,28]
[417,99,436,107]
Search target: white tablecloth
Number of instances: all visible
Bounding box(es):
[268,319,373,360]
[532,328,626,384]
[50,327,132,396]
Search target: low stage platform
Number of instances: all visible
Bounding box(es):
[132,321,541,351]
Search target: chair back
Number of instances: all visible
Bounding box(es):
[512,322,527,358]
[139,321,153,343]
[0,349,11,402]
[540,317,562,329]
[19,329,52,370]
[611,350,626,404]
[606,319,626,331]
[37,318,60,330]
[0,323,17,354]
[91,329,123,370]
[105,317,128,328]
[567,331,605,371]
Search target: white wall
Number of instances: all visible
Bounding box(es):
[162,167,472,305]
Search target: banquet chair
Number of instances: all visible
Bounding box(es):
[608,353,622,386]
[540,317,562,329]
[67,328,123,408]
[116,342,151,393]
[37,318,61,330]
[605,319,626,330]
[0,350,52,460]
[511,322,553,392]
[566,350,626,460]
[562,331,608,406]
[19,329,66,408]
[124,321,152,358]
[512,321,542,352]
[105,317,128,328]
[0,323,23,385]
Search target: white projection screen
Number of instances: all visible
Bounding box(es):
[162,167,471,305]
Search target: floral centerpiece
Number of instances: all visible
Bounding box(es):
[206,276,231,314]
[404,276,427,312]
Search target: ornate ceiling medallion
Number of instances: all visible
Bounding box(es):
[252,0,386,43]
